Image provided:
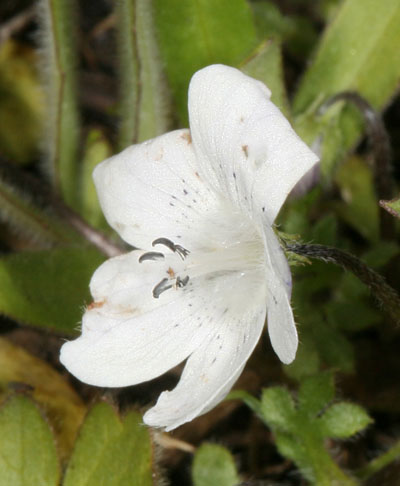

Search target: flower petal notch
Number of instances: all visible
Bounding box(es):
[60,64,319,431]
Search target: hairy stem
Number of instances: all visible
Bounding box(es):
[37,0,80,208]
[286,242,400,324]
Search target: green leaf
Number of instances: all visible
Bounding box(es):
[116,0,172,149]
[298,372,335,417]
[274,431,309,477]
[312,320,355,373]
[154,0,257,123]
[284,335,320,381]
[251,1,293,41]
[0,161,82,248]
[240,40,290,117]
[293,0,400,178]
[0,338,86,464]
[79,129,112,231]
[38,0,80,208]
[0,247,104,333]
[250,2,318,60]
[334,156,379,243]
[63,402,154,486]
[318,403,372,438]
[0,41,44,164]
[0,395,59,486]
[260,387,295,432]
[362,241,400,269]
[192,444,240,486]
[380,196,400,219]
[227,389,263,418]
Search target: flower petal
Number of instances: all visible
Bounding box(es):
[262,222,298,364]
[60,252,218,387]
[93,129,218,250]
[188,64,319,222]
[143,306,266,431]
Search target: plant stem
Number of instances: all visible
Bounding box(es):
[355,439,400,481]
[37,0,80,208]
[116,0,171,149]
[286,242,400,324]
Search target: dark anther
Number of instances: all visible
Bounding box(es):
[138,251,165,263]
[152,237,190,260]
[152,237,176,252]
[152,278,172,299]
[174,245,190,259]
[176,275,190,288]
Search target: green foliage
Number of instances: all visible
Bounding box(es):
[38,0,80,208]
[260,387,295,431]
[63,402,154,486]
[154,0,257,123]
[0,161,82,248]
[293,0,400,177]
[380,195,400,219]
[0,248,104,333]
[334,156,379,243]
[192,443,240,486]
[297,372,334,417]
[318,403,372,439]
[251,0,318,60]
[237,373,371,485]
[116,0,171,149]
[0,395,59,486]
[0,338,86,464]
[79,129,112,231]
[0,41,43,164]
[240,40,289,117]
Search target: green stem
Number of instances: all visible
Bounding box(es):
[355,439,400,481]
[296,429,357,486]
[116,0,171,149]
[37,0,80,208]
[286,242,400,325]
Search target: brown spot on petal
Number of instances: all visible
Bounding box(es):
[154,147,164,161]
[195,171,201,180]
[181,131,192,144]
[242,145,248,158]
[167,267,175,278]
[240,116,245,123]
[87,300,105,310]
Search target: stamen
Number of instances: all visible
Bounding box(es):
[176,275,190,288]
[152,237,190,260]
[138,251,165,263]
[152,278,172,299]
[174,245,190,260]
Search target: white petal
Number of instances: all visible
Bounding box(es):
[60,252,216,387]
[188,64,319,222]
[93,129,218,250]
[143,306,266,431]
[262,222,298,364]
[266,283,297,365]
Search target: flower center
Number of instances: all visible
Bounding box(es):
[138,205,267,305]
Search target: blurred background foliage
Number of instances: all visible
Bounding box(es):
[0,0,400,484]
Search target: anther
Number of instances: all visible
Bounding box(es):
[152,237,190,260]
[176,275,190,288]
[152,278,172,299]
[138,251,165,263]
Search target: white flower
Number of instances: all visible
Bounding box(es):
[60,64,318,431]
